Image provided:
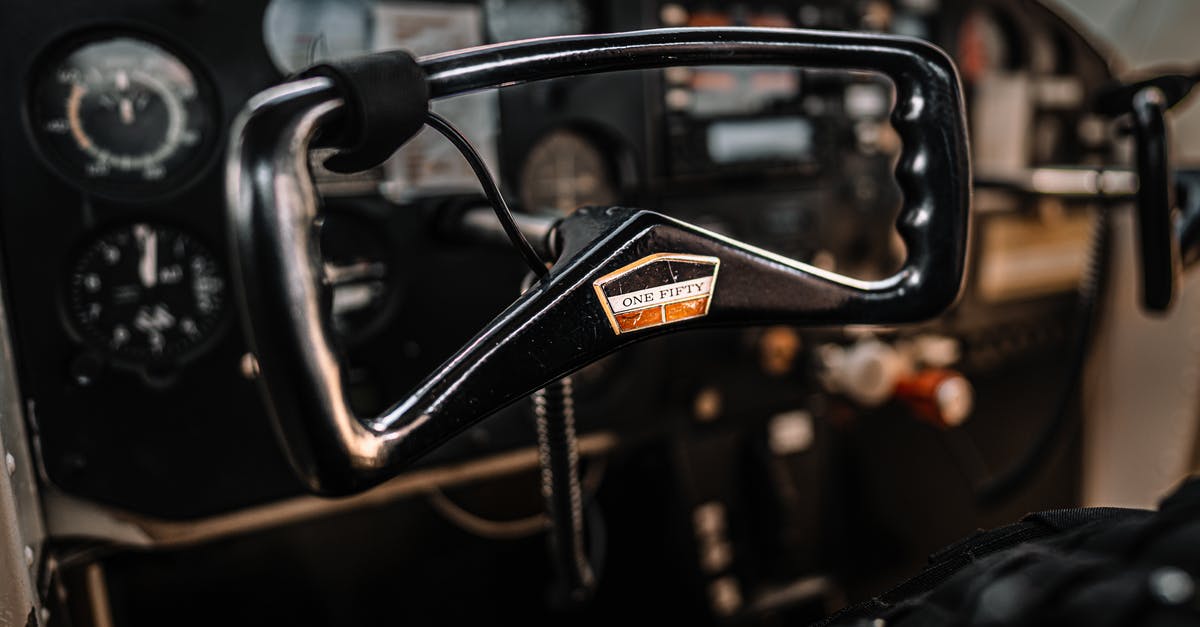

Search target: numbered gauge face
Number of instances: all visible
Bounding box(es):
[29,36,217,198]
[484,0,589,42]
[67,223,227,364]
[263,0,374,73]
[519,130,619,216]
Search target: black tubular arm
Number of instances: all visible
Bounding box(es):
[1094,72,1199,312]
[1130,87,1180,311]
[227,28,971,494]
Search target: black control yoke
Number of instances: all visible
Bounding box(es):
[227,28,971,494]
[1093,71,1199,312]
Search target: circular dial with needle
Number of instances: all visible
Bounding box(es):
[67,223,227,364]
[29,35,216,197]
[519,130,619,216]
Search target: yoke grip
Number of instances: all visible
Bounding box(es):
[228,28,971,494]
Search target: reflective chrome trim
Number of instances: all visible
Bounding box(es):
[0,237,46,616]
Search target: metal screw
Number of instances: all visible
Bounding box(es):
[5,453,14,476]
[239,353,260,380]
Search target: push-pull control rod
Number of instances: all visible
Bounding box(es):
[227,28,971,494]
[1092,70,1200,311]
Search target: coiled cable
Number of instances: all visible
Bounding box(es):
[533,376,597,605]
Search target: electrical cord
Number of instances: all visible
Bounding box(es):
[425,456,609,541]
[974,207,1111,506]
[424,111,595,604]
[427,488,549,539]
[424,110,550,278]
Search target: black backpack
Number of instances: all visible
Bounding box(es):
[817,478,1200,626]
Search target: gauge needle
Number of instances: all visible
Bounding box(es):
[114,71,135,124]
[134,224,158,288]
[119,98,135,125]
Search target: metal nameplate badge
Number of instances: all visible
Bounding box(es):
[593,253,720,334]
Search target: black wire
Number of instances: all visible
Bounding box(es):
[424,110,549,278]
[975,207,1111,506]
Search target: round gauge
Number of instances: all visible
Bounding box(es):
[485,0,589,42]
[66,223,227,364]
[519,130,619,216]
[263,0,374,74]
[29,35,217,198]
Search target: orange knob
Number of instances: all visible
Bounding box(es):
[894,368,974,429]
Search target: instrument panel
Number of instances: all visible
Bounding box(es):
[28,34,219,199]
[0,0,1116,520]
[66,222,227,370]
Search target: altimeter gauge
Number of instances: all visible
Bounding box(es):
[66,223,227,364]
[29,35,217,198]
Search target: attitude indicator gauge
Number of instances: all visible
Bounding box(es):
[67,223,227,365]
[29,35,217,198]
